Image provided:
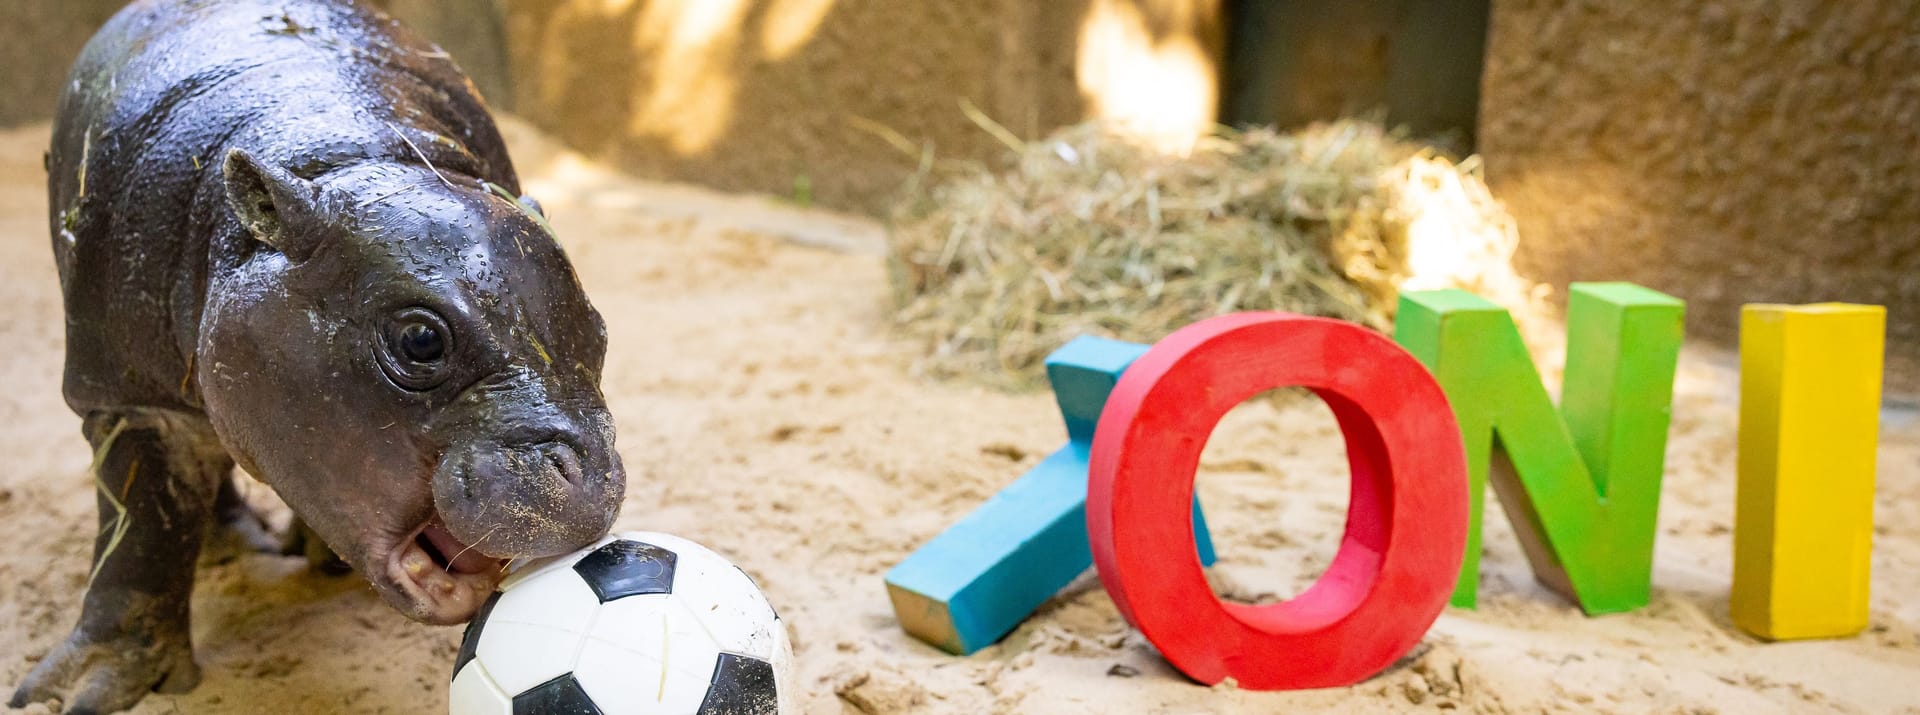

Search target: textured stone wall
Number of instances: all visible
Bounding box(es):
[1478,1,1919,386]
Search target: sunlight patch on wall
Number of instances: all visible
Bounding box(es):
[1075,0,1217,154]
[760,0,836,60]
[628,0,753,154]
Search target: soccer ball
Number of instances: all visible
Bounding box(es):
[449,531,794,714]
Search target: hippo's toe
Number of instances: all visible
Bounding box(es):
[10,624,198,715]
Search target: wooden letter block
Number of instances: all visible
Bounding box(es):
[1733,304,1885,641]
[885,337,1217,655]
[1393,283,1684,614]
[1087,313,1468,690]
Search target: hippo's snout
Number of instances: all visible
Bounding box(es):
[431,430,625,560]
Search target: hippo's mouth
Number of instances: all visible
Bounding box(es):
[381,517,508,625]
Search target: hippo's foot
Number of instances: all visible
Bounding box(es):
[11,409,227,714]
[201,478,350,576]
[9,623,199,715]
[200,476,280,566]
[281,516,352,576]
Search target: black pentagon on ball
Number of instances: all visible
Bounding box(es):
[696,653,779,715]
[453,591,502,680]
[573,539,678,602]
[513,673,603,715]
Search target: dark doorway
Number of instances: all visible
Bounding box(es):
[1220,0,1491,151]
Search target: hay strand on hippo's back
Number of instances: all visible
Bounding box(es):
[887,119,1532,389]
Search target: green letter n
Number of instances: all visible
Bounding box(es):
[1394,283,1684,614]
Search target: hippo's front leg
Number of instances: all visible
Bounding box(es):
[11,410,228,715]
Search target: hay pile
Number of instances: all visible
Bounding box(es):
[886,119,1538,388]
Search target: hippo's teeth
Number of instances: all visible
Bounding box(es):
[402,545,433,576]
[425,571,457,597]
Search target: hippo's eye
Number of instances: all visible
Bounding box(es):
[399,322,445,362]
[378,307,455,391]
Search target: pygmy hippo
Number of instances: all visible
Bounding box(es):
[11,1,626,712]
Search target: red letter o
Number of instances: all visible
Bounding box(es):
[1087,312,1468,689]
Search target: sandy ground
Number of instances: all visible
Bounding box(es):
[1,119,1917,715]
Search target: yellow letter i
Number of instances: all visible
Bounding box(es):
[1733,303,1886,640]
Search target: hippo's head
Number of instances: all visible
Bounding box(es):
[196,149,624,625]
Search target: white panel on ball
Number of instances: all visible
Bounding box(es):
[448,662,512,715]
[473,621,585,695]
[573,626,720,714]
[499,533,621,592]
[771,623,797,714]
[589,593,721,672]
[645,538,780,660]
[485,565,602,632]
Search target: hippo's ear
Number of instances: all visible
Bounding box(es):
[222,149,329,261]
[517,194,547,221]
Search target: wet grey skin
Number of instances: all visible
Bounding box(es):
[13,1,626,713]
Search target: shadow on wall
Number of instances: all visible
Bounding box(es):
[0,0,128,127]
[0,0,513,126]
[505,0,1224,212]
[1478,0,1920,391]
[373,0,515,112]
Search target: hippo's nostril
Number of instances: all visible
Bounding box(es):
[536,442,586,488]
